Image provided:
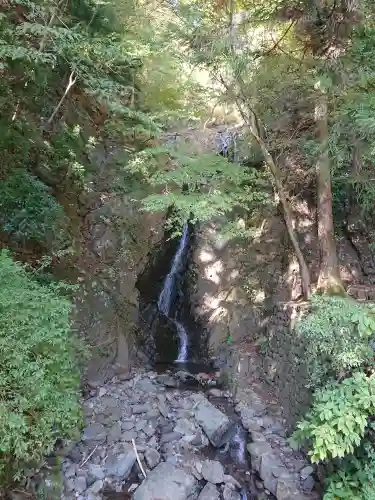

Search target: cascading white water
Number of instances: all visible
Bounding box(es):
[158,221,189,362]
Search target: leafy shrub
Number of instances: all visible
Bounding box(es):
[324,444,375,500]
[292,372,375,463]
[296,294,375,387]
[0,250,85,482]
[0,171,67,249]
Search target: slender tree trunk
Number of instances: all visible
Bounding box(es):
[253,133,311,299]
[315,85,345,294]
[233,93,311,298]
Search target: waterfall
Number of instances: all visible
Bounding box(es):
[158,221,190,363]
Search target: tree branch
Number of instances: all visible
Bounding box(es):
[44,71,77,129]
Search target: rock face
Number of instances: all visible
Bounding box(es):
[73,145,165,380]
[133,462,197,500]
[190,212,375,428]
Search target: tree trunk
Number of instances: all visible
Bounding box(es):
[226,83,311,299]
[315,86,345,294]
[254,135,311,299]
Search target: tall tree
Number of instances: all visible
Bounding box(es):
[294,0,361,294]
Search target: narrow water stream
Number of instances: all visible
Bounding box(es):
[157,221,190,363]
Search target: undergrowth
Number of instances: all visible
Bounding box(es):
[293,294,375,498]
[0,250,86,484]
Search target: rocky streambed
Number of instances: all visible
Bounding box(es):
[56,368,319,500]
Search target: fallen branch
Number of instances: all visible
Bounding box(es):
[132,438,147,478]
[45,70,77,128]
[80,444,98,467]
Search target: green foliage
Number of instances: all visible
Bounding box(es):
[292,372,375,463]
[324,445,375,500]
[0,250,86,482]
[126,145,272,229]
[0,171,67,248]
[296,295,375,387]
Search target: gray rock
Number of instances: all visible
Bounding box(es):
[136,419,148,432]
[107,407,124,421]
[143,423,156,437]
[156,374,179,387]
[146,408,160,419]
[276,477,307,500]
[201,460,224,484]
[207,388,223,397]
[198,482,220,499]
[300,466,314,480]
[191,430,208,447]
[144,448,160,469]
[122,430,138,441]
[192,395,232,447]
[108,424,122,444]
[65,478,75,492]
[65,464,76,478]
[88,464,105,480]
[74,476,87,493]
[301,475,315,492]
[106,448,136,480]
[87,480,103,494]
[67,447,82,463]
[160,431,183,444]
[82,423,107,442]
[158,402,170,418]
[133,462,197,500]
[161,422,175,433]
[101,396,118,408]
[223,484,241,500]
[246,441,273,472]
[223,475,241,489]
[174,418,196,436]
[259,453,287,495]
[122,420,135,431]
[132,404,151,414]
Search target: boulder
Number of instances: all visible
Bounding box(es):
[144,448,160,469]
[201,460,225,484]
[133,462,197,500]
[192,394,232,447]
[105,448,136,480]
